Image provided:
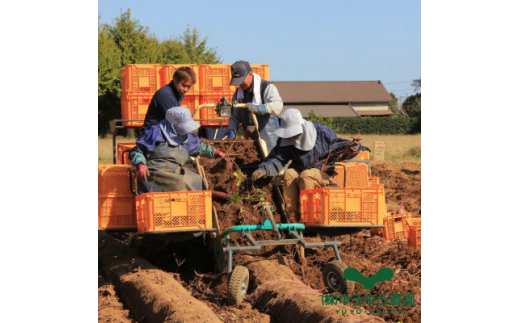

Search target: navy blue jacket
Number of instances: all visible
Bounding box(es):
[143,83,183,129]
[258,123,369,177]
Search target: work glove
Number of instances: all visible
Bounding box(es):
[137,163,150,181]
[214,150,226,158]
[227,129,236,138]
[340,140,361,160]
[252,169,266,181]
[323,165,338,177]
[248,104,267,115]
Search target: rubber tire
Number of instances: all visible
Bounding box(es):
[227,266,250,305]
[323,260,355,294]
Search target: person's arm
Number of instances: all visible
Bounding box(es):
[226,90,240,136]
[257,144,290,177]
[261,84,283,116]
[129,126,162,168]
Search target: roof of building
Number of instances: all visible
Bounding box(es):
[281,104,360,118]
[272,81,392,103]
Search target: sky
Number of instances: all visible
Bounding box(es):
[98,0,421,100]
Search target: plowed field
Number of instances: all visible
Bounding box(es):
[98,138,421,323]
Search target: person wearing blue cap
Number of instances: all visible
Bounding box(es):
[226,60,283,153]
[251,109,370,222]
[130,107,226,194]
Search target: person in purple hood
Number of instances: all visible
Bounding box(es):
[130,107,226,194]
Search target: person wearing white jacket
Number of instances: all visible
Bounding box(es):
[226,60,283,153]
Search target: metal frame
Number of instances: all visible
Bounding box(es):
[220,220,342,274]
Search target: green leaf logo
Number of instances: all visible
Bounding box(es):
[343,268,394,289]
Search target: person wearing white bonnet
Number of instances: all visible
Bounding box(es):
[251,108,371,223]
[129,107,227,194]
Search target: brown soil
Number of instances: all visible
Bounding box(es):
[98,274,136,322]
[99,138,421,323]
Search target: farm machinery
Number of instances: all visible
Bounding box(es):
[99,63,419,306]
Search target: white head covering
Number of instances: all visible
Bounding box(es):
[160,107,200,146]
[275,109,317,151]
[165,107,200,135]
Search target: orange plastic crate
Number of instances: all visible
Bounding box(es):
[250,64,270,81]
[136,191,212,233]
[160,64,199,95]
[369,176,380,185]
[332,162,370,188]
[98,194,137,230]
[383,213,412,242]
[406,218,421,250]
[198,94,230,126]
[300,186,386,226]
[117,143,136,166]
[355,150,370,160]
[121,64,162,95]
[181,95,199,118]
[121,92,154,127]
[198,64,237,96]
[98,165,135,195]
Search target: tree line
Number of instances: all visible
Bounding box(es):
[98,9,221,135]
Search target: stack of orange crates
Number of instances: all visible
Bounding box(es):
[406,217,421,250]
[120,64,269,128]
[383,212,412,242]
[300,161,386,226]
[300,185,386,226]
[98,165,137,230]
[121,64,162,127]
[136,191,212,233]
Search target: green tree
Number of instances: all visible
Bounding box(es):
[388,92,399,116]
[401,93,421,118]
[180,26,221,64]
[412,78,421,93]
[157,39,189,64]
[110,9,160,65]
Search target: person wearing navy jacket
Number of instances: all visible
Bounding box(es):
[251,109,370,222]
[142,66,197,129]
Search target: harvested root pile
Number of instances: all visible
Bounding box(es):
[200,137,283,227]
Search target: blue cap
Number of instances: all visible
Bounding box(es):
[230,61,251,85]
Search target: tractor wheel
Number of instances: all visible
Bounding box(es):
[227,266,249,305]
[322,260,355,294]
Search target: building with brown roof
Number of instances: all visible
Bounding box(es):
[272,80,393,118]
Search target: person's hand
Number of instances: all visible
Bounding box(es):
[252,169,266,181]
[227,130,235,138]
[339,141,361,160]
[137,163,150,181]
[248,104,267,115]
[214,150,226,158]
[323,165,338,177]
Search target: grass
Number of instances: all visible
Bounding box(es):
[98,135,137,163]
[98,133,421,163]
[338,134,421,161]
